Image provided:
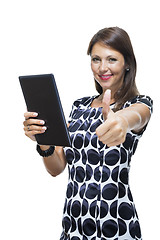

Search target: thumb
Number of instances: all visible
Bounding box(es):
[102,89,111,121]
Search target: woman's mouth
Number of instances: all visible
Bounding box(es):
[99,74,113,80]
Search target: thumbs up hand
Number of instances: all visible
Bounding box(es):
[96,90,129,147]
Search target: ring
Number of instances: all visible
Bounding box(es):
[27,125,30,131]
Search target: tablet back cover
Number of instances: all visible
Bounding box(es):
[19,74,71,147]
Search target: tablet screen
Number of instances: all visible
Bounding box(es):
[19,74,71,147]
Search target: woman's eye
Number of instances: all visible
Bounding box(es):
[109,58,117,62]
[92,57,100,62]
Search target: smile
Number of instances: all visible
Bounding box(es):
[99,74,113,80]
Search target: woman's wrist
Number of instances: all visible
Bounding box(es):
[39,145,51,151]
[116,114,129,131]
[36,144,55,157]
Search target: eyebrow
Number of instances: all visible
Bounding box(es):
[91,54,100,58]
[91,54,117,59]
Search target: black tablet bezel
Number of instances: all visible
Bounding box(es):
[19,74,71,147]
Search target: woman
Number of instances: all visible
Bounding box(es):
[23,27,153,239]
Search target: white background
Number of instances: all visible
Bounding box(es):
[0,0,159,239]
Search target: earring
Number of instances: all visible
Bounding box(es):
[126,68,130,71]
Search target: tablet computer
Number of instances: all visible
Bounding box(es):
[19,74,71,147]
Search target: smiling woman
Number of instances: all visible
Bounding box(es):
[90,43,126,103]
[23,26,153,240]
[87,27,139,112]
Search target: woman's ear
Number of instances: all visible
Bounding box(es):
[125,63,130,71]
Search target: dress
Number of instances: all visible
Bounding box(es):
[60,95,153,240]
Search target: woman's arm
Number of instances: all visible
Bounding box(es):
[115,103,151,133]
[40,145,67,177]
[96,91,151,147]
[23,112,67,177]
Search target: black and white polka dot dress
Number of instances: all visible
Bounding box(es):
[60,95,153,240]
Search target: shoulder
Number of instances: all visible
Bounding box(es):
[123,95,153,113]
[72,96,94,108]
[68,96,94,122]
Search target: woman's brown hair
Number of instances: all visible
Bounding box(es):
[87,27,139,111]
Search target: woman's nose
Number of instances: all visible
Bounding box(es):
[99,61,108,72]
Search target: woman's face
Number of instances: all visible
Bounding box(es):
[91,42,126,96]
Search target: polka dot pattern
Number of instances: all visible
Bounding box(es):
[60,95,153,240]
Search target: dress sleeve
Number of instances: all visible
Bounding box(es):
[68,96,92,123]
[68,98,84,123]
[123,95,153,136]
[123,95,153,114]
[68,101,78,124]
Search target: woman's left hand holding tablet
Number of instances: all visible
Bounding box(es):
[23,112,47,141]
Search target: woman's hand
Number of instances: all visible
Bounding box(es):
[23,112,67,177]
[96,90,129,147]
[23,112,47,141]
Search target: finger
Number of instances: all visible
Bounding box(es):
[97,125,126,147]
[96,113,115,138]
[24,125,47,132]
[24,127,47,141]
[98,128,113,143]
[102,89,111,121]
[23,119,45,127]
[24,112,38,120]
[106,139,124,147]
[96,120,110,138]
[24,129,43,141]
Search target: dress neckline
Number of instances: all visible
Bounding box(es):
[88,95,115,109]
